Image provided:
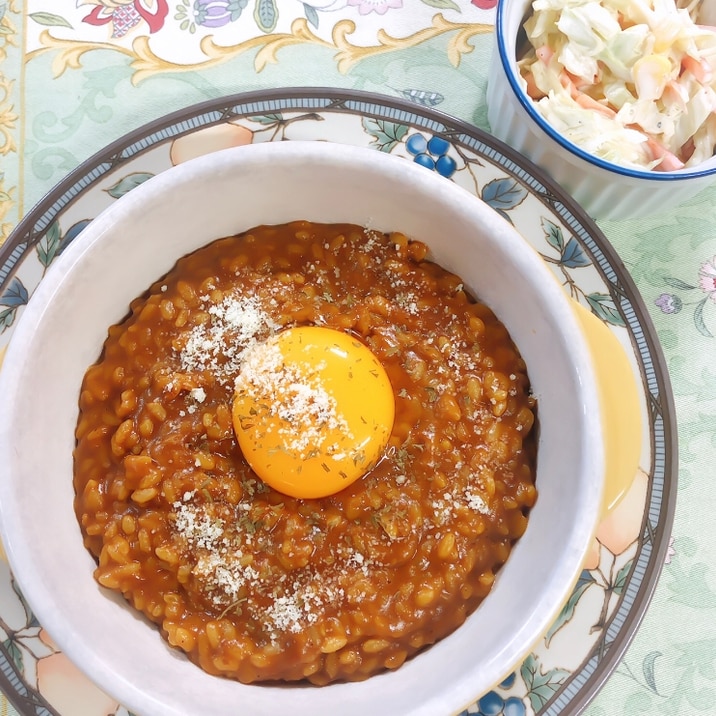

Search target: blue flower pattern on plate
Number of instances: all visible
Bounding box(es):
[406,133,457,177]
[459,674,527,716]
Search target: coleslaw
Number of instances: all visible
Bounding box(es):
[518,0,716,170]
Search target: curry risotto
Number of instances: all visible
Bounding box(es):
[73,221,537,685]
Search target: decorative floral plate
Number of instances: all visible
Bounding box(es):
[0,88,676,716]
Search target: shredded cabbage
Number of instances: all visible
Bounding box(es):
[518,0,716,170]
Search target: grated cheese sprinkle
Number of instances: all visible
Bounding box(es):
[234,338,352,457]
[179,295,279,383]
[171,491,364,635]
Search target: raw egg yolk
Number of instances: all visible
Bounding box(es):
[232,326,395,499]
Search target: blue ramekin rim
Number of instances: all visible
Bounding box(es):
[494,0,716,183]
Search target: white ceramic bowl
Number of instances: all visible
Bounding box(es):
[486,0,716,221]
[0,142,605,716]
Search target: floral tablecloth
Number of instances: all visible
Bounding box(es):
[0,1,714,715]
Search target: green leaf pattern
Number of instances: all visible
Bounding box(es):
[36,221,62,268]
[521,653,570,711]
[28,11,73,28]
[642,651,662,694]
[613,558,634,595]
[664,276,697,290]
[3,638,23,673]
[545,571,596,647]
[361,118,409,152]
[536,216,625,327]
[106,172,155,199]
[250,112,284,125]
[586,292,626,327]
[419,0,461,10]
[542,217,565,252]
[0,306,15,331]
[693,296,712,337]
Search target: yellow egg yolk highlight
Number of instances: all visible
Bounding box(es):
[232,326,395,499]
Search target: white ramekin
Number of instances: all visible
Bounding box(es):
[486,0,716,221]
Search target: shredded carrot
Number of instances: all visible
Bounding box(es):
[524,71,546,100]
[682,54,713,84]
[559,71,617,117]
[646,137,686,170]
[574,93,617,118]
[662,80,689,110]
[681,138,696,163]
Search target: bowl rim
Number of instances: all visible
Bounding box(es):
[495,0,716,182]
[0,141,605,716]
